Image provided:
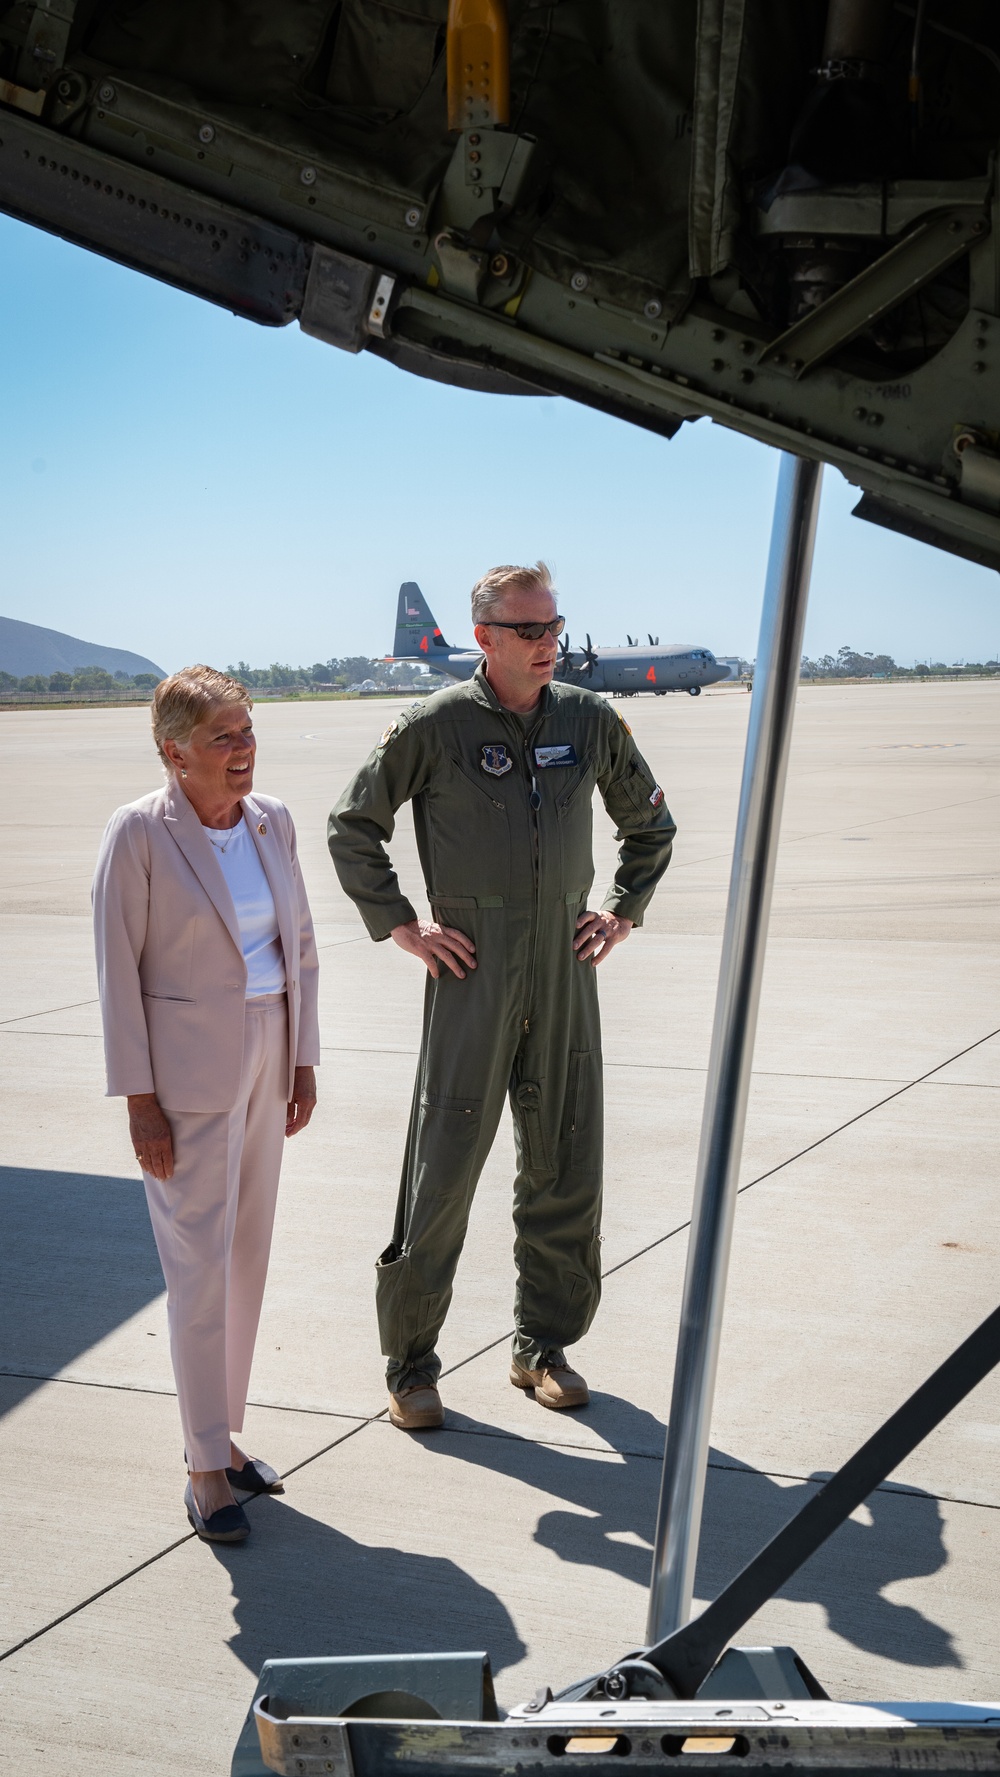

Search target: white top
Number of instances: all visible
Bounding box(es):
[204,817,286,998]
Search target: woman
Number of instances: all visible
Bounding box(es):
[93,666,320,1544]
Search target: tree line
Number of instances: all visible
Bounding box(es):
[0,666,162,694]
[799,646,999,678]
[0,658,446,695]
[224,657,444,690]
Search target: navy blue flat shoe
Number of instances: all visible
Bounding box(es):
[225,1457,284,1497]
[184,1479,250,1543]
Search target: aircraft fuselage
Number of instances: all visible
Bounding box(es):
[390,644,729,695]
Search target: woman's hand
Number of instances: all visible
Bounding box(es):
[286,1065,317,1137]
[127,1093,175,1180]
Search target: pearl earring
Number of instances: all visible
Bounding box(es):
[181,768,187,778]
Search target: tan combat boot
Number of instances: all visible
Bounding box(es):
[510,1362,589,1410]
[388,1383,444,1430]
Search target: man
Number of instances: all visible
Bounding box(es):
[329,563,676,1429]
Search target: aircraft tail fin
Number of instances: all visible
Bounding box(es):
[391,582,454,660]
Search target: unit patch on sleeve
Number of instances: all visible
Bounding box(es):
[379,720,399,747]
[534,743,579,769]
[481,743,513,776]
[649,785,665,808]
[616,711,632,735]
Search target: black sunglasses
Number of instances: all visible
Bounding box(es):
[487,616,566,641]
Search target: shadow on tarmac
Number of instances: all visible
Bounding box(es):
[0,1165,528,1688]
[0,1164,163,1407]
[0,1167,959,1684]
[420,1396,961,1674]
[208,1496,528,1681]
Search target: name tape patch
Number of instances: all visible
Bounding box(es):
[534,743,578,769]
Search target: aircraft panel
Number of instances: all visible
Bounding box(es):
[0,3,997,571]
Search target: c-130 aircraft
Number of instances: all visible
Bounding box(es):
[388,582,730,696]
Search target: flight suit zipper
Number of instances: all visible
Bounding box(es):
[520,719,544,1036]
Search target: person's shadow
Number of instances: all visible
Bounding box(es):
[206,1494,526,1682]
[417,1396,960,1673]
[0,1164,526,1685]
[0,1164,165,1414]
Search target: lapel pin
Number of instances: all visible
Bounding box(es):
[257,822,267,836]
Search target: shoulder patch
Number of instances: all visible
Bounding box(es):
[616,710,633,735]
[376,712,413,755]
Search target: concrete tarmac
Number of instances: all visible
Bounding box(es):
[0,680,997,1773]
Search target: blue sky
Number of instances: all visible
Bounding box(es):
[1,213,997,673]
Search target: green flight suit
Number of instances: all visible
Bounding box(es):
[328,663,676,1392]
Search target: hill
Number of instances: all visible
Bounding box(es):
[0,615,164,679]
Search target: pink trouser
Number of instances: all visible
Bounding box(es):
[143,995,288,1472]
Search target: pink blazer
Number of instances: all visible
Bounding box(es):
[92,776,320,1112]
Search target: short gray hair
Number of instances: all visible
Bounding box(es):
[470,561,553,625]
[151,665,252,767]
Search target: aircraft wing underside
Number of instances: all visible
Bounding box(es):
[1,2,1000,573]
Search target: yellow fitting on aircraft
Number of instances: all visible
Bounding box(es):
[447,0,510,132]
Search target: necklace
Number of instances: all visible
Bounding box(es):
[207,821,242,855]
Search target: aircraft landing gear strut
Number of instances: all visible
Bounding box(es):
[647,453,823,1640]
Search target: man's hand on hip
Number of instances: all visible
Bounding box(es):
[392,918,477,980]
[574,909,633,965]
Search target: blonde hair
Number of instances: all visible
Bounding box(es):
[471,561,553,625]
[151,665,252,767]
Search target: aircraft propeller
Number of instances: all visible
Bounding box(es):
[627,634,637,647]
[580,634,599,677]
[649,632,659,646]
[555,633,598,679]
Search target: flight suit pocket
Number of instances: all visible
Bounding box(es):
[558,763,596,891]
[418,1091,483,1193]
[374,1243,410,1359]
[513,1080,551,1175]
[430,756,510,900]
[563,1050,604,1172]
[374,1243,442,1361]
[616,762,659,823]
[555,757,595,815]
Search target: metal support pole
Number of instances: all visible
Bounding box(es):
[645,453,824,1646]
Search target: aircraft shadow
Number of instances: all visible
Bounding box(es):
[423,1396,960,1674]
[0,1163,164,1414]
[206,1494,527,1682]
